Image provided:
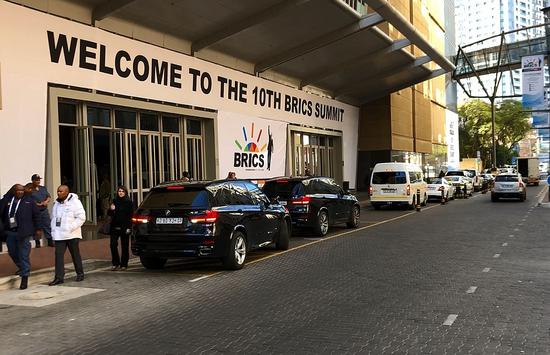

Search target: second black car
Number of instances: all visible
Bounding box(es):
[262,177,360,237]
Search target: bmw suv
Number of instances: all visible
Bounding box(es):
[131,180,291,270]
[262,177,360,237]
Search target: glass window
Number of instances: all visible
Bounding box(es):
[372,172,407,184]
[244,181,269,205]
[115,110,137,129]
[263,180,304,199]
[87,106,111,127]
[58,103,77,124]
[140,113,159,131]
[162,115,179,133]
[141,188,211,209]
[495,175,519,182]
[324,178,343,194]
[140,135,150,188]
[231,182,254,205]
[186,119,202,135]
[211,183,232,207]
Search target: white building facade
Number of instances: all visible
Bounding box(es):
[0,2,360,223]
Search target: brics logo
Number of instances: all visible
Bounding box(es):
[234,122,274,170]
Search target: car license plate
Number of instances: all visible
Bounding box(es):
[381,188,396,194]
[279,200,287,206]
[428,186,436,190]
[156,217,183,224]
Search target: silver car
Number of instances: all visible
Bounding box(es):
[491,174,526,202]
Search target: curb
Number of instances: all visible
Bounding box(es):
[0,259,112,291]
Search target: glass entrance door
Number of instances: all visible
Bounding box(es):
[74,126,93,223]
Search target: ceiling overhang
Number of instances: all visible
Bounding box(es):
[78,0,454,105]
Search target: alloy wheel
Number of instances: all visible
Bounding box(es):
[234,236,246,265]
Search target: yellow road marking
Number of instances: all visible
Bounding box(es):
[247,204,439,266]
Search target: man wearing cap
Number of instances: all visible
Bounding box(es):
[30,174,54,247]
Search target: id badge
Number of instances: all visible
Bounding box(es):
[56,217,62,227]
[9,217,17,229]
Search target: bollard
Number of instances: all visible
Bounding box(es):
[416,189,421,211]
[440,187,446,205]
[463,184,468,199]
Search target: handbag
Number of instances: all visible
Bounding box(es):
[98,219,111,235]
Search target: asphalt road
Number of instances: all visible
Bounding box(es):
[1,185,550,354]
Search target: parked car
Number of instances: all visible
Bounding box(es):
[481,173,495,189]
[131,180,291,270]
[464,169,483,191]
[491,174,526,202]
[262,177,360,237]
[444,176,473,197]
[445,170,478,190]
[426,177,455,201]
[369,162,428,210]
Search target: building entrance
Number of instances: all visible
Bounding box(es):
[57,101,208,224]
[291,131,340,179]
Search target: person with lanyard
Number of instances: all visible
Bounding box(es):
[48,185,86,286]
[1,184,42,290]
[30,174,54,247]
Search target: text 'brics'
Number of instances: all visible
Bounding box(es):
[47,31,344,122]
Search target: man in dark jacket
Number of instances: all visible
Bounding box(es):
[1,184,42,289]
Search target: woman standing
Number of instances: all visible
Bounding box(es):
[108,186,133,271]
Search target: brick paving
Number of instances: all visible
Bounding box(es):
[0,188,549,353]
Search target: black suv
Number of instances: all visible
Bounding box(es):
[262,177,360,237]
[131,180,290,270]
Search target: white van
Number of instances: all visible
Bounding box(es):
[369,162,428,210]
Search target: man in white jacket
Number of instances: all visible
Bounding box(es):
[48,185,86,286]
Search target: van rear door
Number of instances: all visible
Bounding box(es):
[371,171,409,198]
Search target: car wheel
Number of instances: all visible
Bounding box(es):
[315,210,329,237]
[421,194,427,206]
[140,256,167,270]
[275,220,290,250]
[223,231,247,270]
[491,195,498,202]
[520,193,526,202]
[372,203,381,210]
[407,197,415,210]
[346,206,360,228]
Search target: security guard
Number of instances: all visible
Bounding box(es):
[30,174,53,247]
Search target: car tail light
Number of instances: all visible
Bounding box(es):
[167,186,185,190]
[291,196,311,205]
[406,184,411,196]
[369,186,373,196]
[190,210,219,224]
[132,214,150,224]
[277,180,289,183]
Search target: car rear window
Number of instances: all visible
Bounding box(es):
[263,181,306,198]
[445,171,463,176]
[372,172,407,184]
[427,178,443,184]
[140,187,211,209]
[495,176,518,182]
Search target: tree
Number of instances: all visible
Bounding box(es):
[458,99,531,167]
